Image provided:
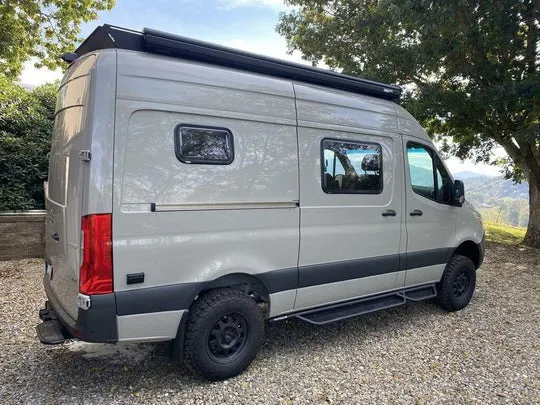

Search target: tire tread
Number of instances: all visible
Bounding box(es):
[183,288,263,380]
[436,254,476,312]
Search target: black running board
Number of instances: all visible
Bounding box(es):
[291,284,437,325]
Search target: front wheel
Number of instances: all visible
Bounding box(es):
[436,254,476,312]
[183,288,264,380]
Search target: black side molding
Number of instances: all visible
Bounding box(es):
[113,248,453,316]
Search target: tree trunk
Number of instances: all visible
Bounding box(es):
[524,174,540,249]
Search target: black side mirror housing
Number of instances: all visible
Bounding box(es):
[452,180,465,206]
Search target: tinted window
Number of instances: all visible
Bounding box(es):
[322,139,383,194]
[175,125,234,164]
[407,142,451,203]
[407,144,435,199]
[435,157,451,203]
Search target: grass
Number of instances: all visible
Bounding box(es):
[484,221,526,245]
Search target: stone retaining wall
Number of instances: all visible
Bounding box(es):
[0,211,46,261]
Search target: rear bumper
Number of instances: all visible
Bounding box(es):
[43,274,118,343]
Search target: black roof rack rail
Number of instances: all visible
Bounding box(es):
[74,25,402,101]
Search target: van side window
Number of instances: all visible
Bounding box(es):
[407,143,450,203]
[175,125,234,165]
[322,139,383,194]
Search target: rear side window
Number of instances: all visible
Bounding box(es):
[322,139,383,194]
[174,125,234,165]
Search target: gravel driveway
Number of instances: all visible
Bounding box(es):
[1,242,538,404]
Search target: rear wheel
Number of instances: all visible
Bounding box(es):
[183,288,264,380]
[436,254,476,312]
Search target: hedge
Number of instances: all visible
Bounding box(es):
[0,76,56,210]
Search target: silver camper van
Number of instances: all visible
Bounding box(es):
[38,25,485,380]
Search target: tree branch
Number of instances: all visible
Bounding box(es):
[524,0,538,76]
[39,12,60,42]
[495,136,522,165]
[499,133,540,181]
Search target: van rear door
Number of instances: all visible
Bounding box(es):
[45,56,96,320]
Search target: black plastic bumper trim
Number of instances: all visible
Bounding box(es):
[43,276,118,343]
[116,282,200,316]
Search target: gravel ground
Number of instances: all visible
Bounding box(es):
[0,242,539,404]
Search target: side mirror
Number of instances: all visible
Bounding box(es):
[452,180,465,206]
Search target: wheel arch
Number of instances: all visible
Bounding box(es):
[198,272,271,305]
[452,240,481,269]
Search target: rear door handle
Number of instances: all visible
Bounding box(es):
[382,209,397,217]
[410,209,423,217]
[51,232,59,241]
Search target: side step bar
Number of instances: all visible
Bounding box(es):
[292,284,437,325]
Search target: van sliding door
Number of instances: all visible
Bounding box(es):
[295,127,404,310]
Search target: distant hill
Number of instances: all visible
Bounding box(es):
[457,174,529,201]
[454,170,494,180]
[454,172,529,227]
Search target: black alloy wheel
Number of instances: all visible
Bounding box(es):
[436,254,476,312]
[183,288,264,380]
[452,271,470,298]
[207,313,248,362]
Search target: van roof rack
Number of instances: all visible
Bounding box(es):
[74,24,402,101]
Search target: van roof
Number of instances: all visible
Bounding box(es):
[73,25,402,102]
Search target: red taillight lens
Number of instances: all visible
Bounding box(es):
[80,214,113,295]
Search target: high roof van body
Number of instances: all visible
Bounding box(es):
[38,25,484,380]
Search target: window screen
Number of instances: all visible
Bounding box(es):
[322,139,383,194]
[175,125,234,164]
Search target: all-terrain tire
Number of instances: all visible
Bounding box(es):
[436,254,476,312]
[183,288,264,381]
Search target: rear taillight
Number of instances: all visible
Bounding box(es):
[80,214,113,295]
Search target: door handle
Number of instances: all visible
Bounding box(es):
[409,209,423,217]
[382,209,397,217]
[51,232,60,241]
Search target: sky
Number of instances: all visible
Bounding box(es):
[18,0,504,177]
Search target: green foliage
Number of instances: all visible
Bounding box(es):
[0,0,115,79]
[478,202,529,228]
[278,0,539,247]
[461,174,529,227]
[484,222,526,245]
[463,175,529,201]
[0,76,56,210]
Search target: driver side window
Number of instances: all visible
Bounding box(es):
[407,142,450,204]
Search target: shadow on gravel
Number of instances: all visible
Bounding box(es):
[33,300,448,398]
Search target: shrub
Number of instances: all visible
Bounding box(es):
[0,76,57,210]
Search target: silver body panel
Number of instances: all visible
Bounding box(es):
[45,52,117,320]
[117,310,185,342]
[45,48,484,342]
